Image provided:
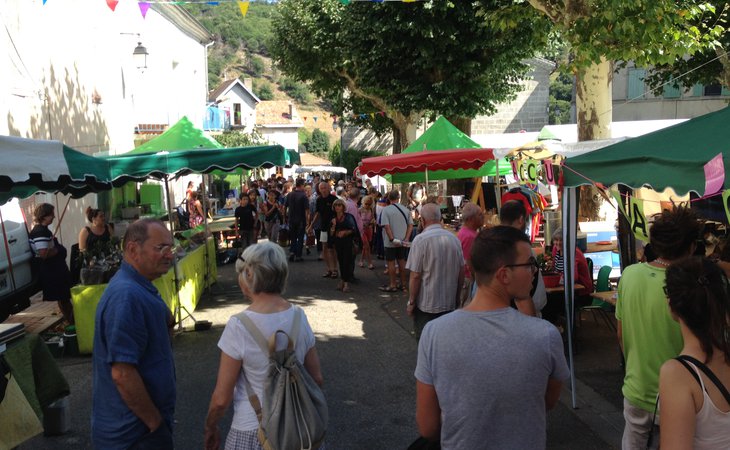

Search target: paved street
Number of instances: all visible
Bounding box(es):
[22,246,623,449]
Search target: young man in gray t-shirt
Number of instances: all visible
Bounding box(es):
[415,226,569,449]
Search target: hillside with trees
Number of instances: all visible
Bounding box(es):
[184,1,340,157]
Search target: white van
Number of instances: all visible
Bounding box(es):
[0,198,38,321]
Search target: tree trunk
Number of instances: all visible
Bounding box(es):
[446,117,472,136]
[575,58,613,141]
[390,112,420,154]
[575,58,613,221]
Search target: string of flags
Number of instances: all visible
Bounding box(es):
[42,0,421,18]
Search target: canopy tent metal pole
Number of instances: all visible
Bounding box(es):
[164,175,184,329]
[495,159,502,213]
[562,186,578,408]
[201,174,213,298]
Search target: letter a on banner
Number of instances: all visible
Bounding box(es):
[543,160,556,185]
[722,189,730,224]
[627,197,649,242]
[524,159,539,184]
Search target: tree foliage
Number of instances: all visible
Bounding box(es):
[270,0,551,151]
[213,129,267,148]
[549,73,572,124]
[279,77,313,104]
[329,146,386,175]
[644,4,730,93]
[253,80,274,100]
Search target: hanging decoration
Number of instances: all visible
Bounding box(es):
[138,1,151,18]
[106,0,119,11]
[723,189,730,224]
[237,0,249,17]
[703,153,725,196]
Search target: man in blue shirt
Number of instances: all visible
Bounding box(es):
[92,219,176,449]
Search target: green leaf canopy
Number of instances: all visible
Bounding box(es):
[388,117,511,184]
[563,107,730,195]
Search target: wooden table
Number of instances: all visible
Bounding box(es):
[4,302,64,334]
[545,283,585,294]
[590,290,618,306]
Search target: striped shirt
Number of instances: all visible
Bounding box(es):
[406,224,464,314]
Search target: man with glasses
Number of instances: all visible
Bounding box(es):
[415,226,569,449]
[405,203,464,340]
[500,200,548,317]
[92,219,177,449]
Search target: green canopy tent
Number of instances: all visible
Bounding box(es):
[0,135,112,205]
[557,106,730,408]
[562,106,730,195]
[387,116,511,184]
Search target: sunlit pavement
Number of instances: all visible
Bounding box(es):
[22,244,622,449]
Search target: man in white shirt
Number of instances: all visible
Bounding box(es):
[406,203,464,340]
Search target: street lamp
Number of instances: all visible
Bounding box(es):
[133,42,149,70]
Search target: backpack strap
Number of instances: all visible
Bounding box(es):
[677,355,730,404]
[233,311,268,422]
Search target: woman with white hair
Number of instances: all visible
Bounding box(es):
[204,241,324,450]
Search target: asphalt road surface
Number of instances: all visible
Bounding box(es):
[21,246,619,449]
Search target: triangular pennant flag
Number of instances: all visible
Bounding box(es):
[138,2,151,19]
[106,0,119,12]
[313,116,318,123]
[370,113,375,119]
[238,1,250,17]
[207,1,220,4]
[303,116,308,121]
[339,0,351,4]
[43,0,48,4]
[403,0,417,2]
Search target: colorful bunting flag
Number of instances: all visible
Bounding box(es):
[106,0,119,12]
[138,2,151,19]
[523,159,539,184]
[238,0,249,17]
[542,160,556,185]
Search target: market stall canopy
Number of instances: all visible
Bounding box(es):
[0,135,112,204]
[128,116,222,154]
[105,144,289,184]
[562,106,730,195]
[359,148,495,177]
[388,116,508,183]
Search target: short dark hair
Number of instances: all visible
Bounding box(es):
[665,256,730,363]
[471,226,530,286]
[295,178,305,187]
[32,203,54,223]
[499,200,527,226]
[387,190,400,201]
[650,205,701,259]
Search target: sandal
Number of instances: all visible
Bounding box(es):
[368,264,375,270]
[379,285,398,293]
[329,271,339,279]
[342,284,350,293]
[322,271,333,278]
[358,261,365,268]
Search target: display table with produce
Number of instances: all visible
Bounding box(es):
[70,237,217,354]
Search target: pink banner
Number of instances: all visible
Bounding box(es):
[138,2,150,18]
[704,153,725,196]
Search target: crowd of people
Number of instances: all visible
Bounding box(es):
[29,173,727,449]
